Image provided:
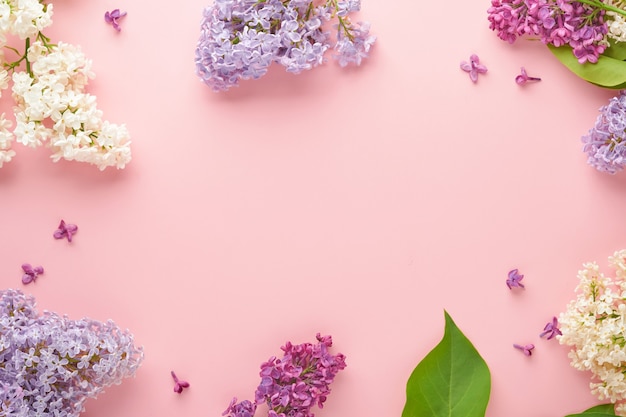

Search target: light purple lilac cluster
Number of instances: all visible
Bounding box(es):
[195,0,375,91]
[487,0,608,63]
[0,289,143,417]
[223,333,346,417]
[582,91,626,174]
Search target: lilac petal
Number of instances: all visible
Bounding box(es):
[22,274,33,284]
[22,263,34,274]
[470,54,480,64]
[475,64,488,74]
[460,62,472,72]
[469,70,478,83]
[33,266,44,274]
[104,12,113,23]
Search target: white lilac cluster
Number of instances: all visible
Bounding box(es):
[0,0,131,170]
[0,289,144,417]
[558,250,626,416]
[195,0,376,91]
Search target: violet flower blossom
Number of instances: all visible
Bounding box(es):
[21,263,43,284]
[506,268,525,289]
[539,316,562,340]
[171,371,190,393]
[104,9,127,31]
[513,343,535,356]
[582,91,626,174]
[0,289,143,417]
[460,54,488,83]
[515,67,541,85]
[53,219,78,242]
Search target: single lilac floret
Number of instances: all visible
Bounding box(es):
[105,9,127,31]
[21,263,44,284]
[171,371,190,393]
[53,219,78,242]
[460,54,487,83]
[513,343,535,356]
[539,316,562,340]
[515,67,541,85]
[582,91,626,174]
[506,268,525,289]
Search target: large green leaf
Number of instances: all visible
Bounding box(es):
[402,311,491,417]
[564,404,617,417]
[548,44,626,89]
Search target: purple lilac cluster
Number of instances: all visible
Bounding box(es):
[223,333,346,417]
[195,0,375,91]
[581,91,626,174]
[487,0,608,63]
[0,289,143,417]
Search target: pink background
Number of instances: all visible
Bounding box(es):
[2,1,626,416]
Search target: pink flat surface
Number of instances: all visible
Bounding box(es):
[2,1,626,417]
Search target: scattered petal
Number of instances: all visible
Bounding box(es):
[171,371,190,394]
[104,9,127,32]
[53,220,78,242]
[460,54,488,83]
[515,67,541,85]
[506,268,525,289]
[513,343,535,356]
[21,263,44,285]
[539,316,562,340]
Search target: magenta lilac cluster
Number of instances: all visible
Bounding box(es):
[582,91,626,174]
[223,333,346,417]
[487,0,608,63]
[195,0,375,91]
[0,289,143,417]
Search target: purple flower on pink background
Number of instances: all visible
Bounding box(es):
[513,343,535,356]
[506,268,525,289]
[539,316,562,340]
[222,398,256,417]
[460,54,488,83]
[515,67,541,85]
[21,263,43,284]
[105,9,127,31]
[171,371,190,394]
[53,220,78,242]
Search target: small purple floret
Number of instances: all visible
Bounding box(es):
[515,67,541,85]
[539,316,562,340]
[513,343,535,356]
[171,371,190,394]
[104,9,127,31]
[53,219,78,242]
[506,268,525,289]
[21,263,44,285]
[460,54,488,83]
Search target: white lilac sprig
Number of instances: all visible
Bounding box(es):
[194,0,376,92]
[582,91,626,174]
[223,333,346,417]
[0,289,144,417]
[558,249,626,415]
[0,0,131,170]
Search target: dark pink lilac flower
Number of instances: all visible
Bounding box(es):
[171,371,190,394]
[21,263,43,284]
[104,9,127,32]
[515,67,541,85]
[513,343,535,356]
[506,268,525,289]
[460,54,488,83]
[539,316,562,339]
[53,220,78,242]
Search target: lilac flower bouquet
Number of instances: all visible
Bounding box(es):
[195,0,376,91]
[223,333,346,417]
[0,289,143,417]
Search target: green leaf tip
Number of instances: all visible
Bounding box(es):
[402,311,491,417]
[548,44,626,89]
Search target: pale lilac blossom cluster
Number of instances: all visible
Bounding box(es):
[487,0,609,63]
[0,0,131,170]
[581,91,626,174]
[558,250,626,415]
[223,334,346,417]
[0,289,143,417]
[195,0,375,91]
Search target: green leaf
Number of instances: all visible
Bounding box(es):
[583,404,616,415]
[565,413,616,417]
[605,40,626,61]
[402,311,491,417]
[547,44,626,89]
